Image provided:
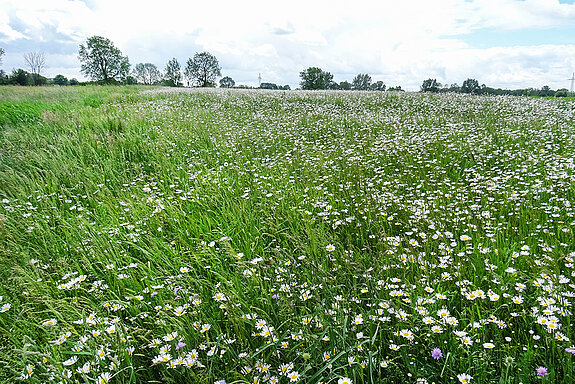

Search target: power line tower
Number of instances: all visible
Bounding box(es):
[569,72,575,93]
[258,73,262,87]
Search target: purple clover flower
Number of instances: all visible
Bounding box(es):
[175,341,186,349]
[431,347,442,360]
[536,366,548,376]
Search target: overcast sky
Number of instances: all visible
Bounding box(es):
[1,0,575,90]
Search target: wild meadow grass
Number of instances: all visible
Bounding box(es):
[0,86,574,384]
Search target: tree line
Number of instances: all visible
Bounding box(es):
[419,78,572,97]
[0,37,572,96]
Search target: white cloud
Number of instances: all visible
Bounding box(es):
[1,0,574,88]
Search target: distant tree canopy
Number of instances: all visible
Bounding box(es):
[53,74,68,86]
[78,36,130,83]
[461,78,480,94]
[219,76,235,88]
[164,58,182,87]
[339,80,351,90]
[4,68,46,86]
[300,67,334,90]
[370,80,386,91]
[421,78,440,93]
[417,78,572,97]
[133,63,162,85]
[185,52,221,87]
[260,82,277,90]
[352,73,372,90]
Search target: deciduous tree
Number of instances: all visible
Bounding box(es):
[219,76,235,88]
[24,52,46,75]
[78,36,130,82]
[164,58,182,87]
[133,63,162,85]
[461,78,480,94]
[352,73,372,90]
[299,67,333,90]
[185,52,221,87]
[370,81,386,91]
[420,78,440,93]
[53,74,68,86]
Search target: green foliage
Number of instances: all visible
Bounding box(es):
[370,80,386,91]
[133,63,162,85]
[421,78,440,93]
[52,74,68,86]
[164,58,182,87]
[9,69,33,86]
[78,36,130,82]
[352,73,372,90]
[184,52,221,87]
[219,76,235,88]
[461,78,480,94]
[339,80,352,90]
[299,67,334,90]
[260,82,278,90]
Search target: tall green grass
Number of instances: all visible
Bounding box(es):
[0,86,574,383]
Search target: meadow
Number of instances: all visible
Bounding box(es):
[0,86,574,384]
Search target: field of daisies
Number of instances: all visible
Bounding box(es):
[0,86,574,384]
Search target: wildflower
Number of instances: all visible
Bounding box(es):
[326,244,335,252]
[457,373,472,383]
[41,318,57,326]
[62,356,78,366]
[483,342,495,349]
[213,293,227,301]
[98,372,112,384]
[399,329,413,340]
[163,331,178,341]
[431,347,442,360]
[353,314,363,325]
[152,353,172,364]
[338,378,353,384]
[536,366,548,376]
[431,325,443,334]
[288,371,300,382]
[0,303,11,313]
[23,364,34,378]
[174,306,186,316]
